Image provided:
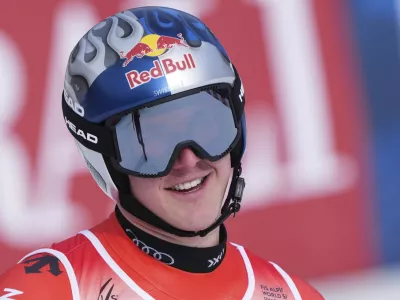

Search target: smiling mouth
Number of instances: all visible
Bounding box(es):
[166,175,209,193]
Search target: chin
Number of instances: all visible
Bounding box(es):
[163,191,225,233]
[171,213,220,233]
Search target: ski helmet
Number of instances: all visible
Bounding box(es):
[62,6,247,237]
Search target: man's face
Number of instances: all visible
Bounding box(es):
[128,149,232,232]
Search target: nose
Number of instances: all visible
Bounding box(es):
[172,147,201,169]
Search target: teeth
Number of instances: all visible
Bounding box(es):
[171,177,205,191]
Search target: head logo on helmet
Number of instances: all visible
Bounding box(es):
[63,89,84,117]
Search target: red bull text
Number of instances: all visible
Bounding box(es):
[125,53,196,89]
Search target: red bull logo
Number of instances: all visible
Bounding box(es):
[119,33,188,67]
[125,53,196,89]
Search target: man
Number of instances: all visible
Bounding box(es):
[0,6,324,299]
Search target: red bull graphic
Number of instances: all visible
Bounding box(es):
[156,33,187,50]
[119,33,188,67]
[125,53,196,89]
[119,43,153,67]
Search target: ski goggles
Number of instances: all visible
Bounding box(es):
[62,85,242,177]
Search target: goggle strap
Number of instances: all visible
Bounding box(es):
[62,94,118,159]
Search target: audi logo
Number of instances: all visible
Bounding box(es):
[126,229,175,265]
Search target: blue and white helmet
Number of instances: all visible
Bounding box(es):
[62,6,246,236]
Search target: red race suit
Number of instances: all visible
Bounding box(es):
[0,212,324,299]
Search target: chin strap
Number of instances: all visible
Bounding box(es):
[118,163,245,238]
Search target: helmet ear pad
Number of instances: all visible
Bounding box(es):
[104,156,131,195]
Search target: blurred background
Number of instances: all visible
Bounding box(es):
[0,0,399,298]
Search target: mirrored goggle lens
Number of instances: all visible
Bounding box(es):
[114,90,238,176]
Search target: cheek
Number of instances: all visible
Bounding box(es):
[129,177,161,200]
